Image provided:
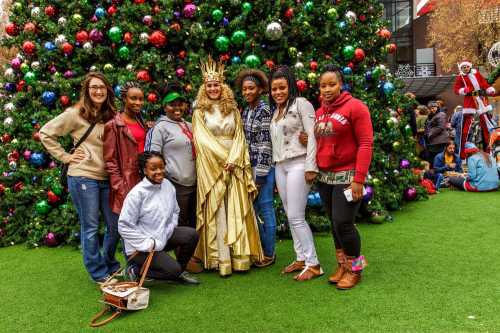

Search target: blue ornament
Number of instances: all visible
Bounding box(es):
[222,17,229,27]
[337,21,346,29]
[365,71,372,81]
[41,91,57,106]
[383,81,395,95]
[307,191,322,207]
[231,56,241,64]
[32,176,39,183]
[114,85,121,97]
[4,82,16,92]
[343,67,353,75]
[95,7,106,19]
[30,152,46,168]
[44,41,56,52]
[342,83,351,92]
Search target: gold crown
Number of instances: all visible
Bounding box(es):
[200,55,225,83]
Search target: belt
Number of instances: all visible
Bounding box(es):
[317,170,355,185]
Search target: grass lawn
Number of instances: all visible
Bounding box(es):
[1,191,500,333]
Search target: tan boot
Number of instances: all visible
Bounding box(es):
[336,256,363,290]
[328,249,346,284]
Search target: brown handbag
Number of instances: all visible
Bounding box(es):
[90,251,154,327]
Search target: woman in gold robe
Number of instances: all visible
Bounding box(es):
[192,56,263,276]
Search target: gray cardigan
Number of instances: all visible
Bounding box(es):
[270,97,318,172]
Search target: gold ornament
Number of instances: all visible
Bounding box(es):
[200,55,225,83]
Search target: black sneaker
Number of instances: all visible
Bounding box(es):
[126,266,138,281]
[177,271,200,285]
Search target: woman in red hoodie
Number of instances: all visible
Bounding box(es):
[315,65,373,290]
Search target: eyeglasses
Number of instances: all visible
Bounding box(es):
[89,85,107,91]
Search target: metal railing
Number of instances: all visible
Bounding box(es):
[393,63,437,78]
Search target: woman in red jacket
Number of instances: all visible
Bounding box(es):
[315,65,373,290]
[103,81,146,215]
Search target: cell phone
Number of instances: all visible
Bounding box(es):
[344,187,367,202]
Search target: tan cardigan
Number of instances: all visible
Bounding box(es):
[40,107,108,180]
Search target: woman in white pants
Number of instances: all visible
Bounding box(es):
[269,66,322,281]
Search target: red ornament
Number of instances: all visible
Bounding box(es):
[47,191,60,204]
[284,8,294,19]
[62,42,74,55]
[44,5,57,17]
[347,62,354,69]
[149,30,167,48]
[378,28,392,40]
[219,54,230,62]
[387,43,397,54]
[0,184,5,195]
[60,95,70,106]
[8,150,19,161]
[265,60,275,70]
[23,22,36,33]
[359,14,367,22]
[5,22,18,36]
[124,32,133,44]
[170,23,181,32]
[1,133,11,143]
[107,5,117,15]
[136,70,151,82]
[44,232,59,247]
[354,48,365,62]
[147,92,158,103]
[153,5,161,14]
[134,0,145,3]
[178,50,187,59]
[17,80,25,91]
[22,41,36,55]
[32,131,41,141]
[13,182,24,192]
[296,80,307,93]
[75,30,89,43]
[310,61,318,71]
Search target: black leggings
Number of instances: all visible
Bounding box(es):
[317,182,361,257]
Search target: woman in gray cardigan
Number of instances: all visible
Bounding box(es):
[269,66,322,281]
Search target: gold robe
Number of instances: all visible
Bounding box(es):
[192,104,263,276]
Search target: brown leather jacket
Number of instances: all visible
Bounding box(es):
[103,113,145,214]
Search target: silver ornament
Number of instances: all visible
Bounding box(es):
[9,160,17,171]
[55,34,67,47]
[4,68,15,80]
[126,64,134,71]
[15,53,24,61]
[31,61,40,70]
[3,117,14,127]
[265,22,283,41]
[58,17,67,26]
[140,32,149,44]
[294,62,304,69]
[31,7,40,17]
[4,103,15,112]
[83,42,92,52]
[345,11,357,23]
[89,66,97,72]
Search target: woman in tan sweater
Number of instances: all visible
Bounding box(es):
[40,72,118,284]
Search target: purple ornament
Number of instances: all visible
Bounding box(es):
[49,65,57,74]
[23,150,32,161]
[11,58,22,70]
[63,70,74,79]
[222,17,229,27]
[44,232,58,247]
[89,29,104,43]
[175,67,185,78]
[49,161,57,169]
[363,185,374,202]
[183,4,196,18]
[173,11,181,19]
[403,187,417,201]
[400,159,410,169]
[91,15,98,23]
[4,83,16,92]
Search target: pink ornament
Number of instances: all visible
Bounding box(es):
[49,65,57,74]
[11,58,22,70]
[44,232,58,247]
[183,4,196,18]
[403,187,417,201]
[23,150,32,161]
[143,15,153,26]
[49,161,57,169]
[64,70,74,79]
[89,29,104,43]
[400,159,410,169]
[175,67,185,78]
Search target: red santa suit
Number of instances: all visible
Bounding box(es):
[453,61,496,159]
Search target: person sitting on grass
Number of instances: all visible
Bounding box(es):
[431,141,462,190]
[118,151,200,285]
[448,142,499,192]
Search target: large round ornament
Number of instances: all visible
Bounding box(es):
[62,42,73,55]
[22,41,36,55]
[296,79,307,92]
[242,2,252,13]
[10,57,21,69]
[211,9,224,22]
[58,17,67,26]
[42,91,57,106]
[327,8,338,20]
[231,30,247,46]
[4,103,15,112]
[403,187,417,201]
[31,7,41,17]
[23,71,36,85]
[288,47,298,58]
[183,4,197,18]
[149,30,167,48]
[44,232,59,246]
[44,41,56,52]
[35,200,51,215]
[83,42,92,52]
[345,11,357,23]
[383,82,395,95]
[72,14,83,25]
[139,32,149,44]
[95,7,106,19]
[103,64,114,72]
[354,48,365,62]
[342,45,355,59]
[89,29,104,43]
[244,54,260,68]
[215,35,230,51]
[265,22,283,41]
[118,46,130,59]
[107,26,122,43]
[4,68,15,80]
[5,22,18,36]
[3,117,13,127]
[30,152,46,167]
[24,22,36,34]
[304,1,314,13]
[136,70,151,82]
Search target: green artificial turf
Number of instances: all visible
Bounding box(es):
[1,191,500,333]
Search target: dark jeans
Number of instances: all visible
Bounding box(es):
[173,182,197,228]
[254,167,277,257]
[131,227,198,280]
[67,176,120,281]
[317,182,362,257]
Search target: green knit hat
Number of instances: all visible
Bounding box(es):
[162,91,186,105]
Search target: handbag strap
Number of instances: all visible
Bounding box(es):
[70,122,97,153]
[138,251,154,288]
[90,306,121,328]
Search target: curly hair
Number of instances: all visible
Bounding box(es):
[120,81,142,100]
[138,151,165,178]
[235,69,269,92]
[194,82,238,116]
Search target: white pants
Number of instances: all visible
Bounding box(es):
[275,156,319,266]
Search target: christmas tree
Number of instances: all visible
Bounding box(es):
[0,0,423,247]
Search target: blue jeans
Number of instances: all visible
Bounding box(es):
[68,176,120,281]
[254,167,277,257]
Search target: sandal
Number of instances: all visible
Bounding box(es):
[281,260,305,274]
[254,255,276,268]
[294,265,324,281]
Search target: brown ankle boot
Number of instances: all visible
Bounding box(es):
[328,249,346,284]
[336,256,362,290]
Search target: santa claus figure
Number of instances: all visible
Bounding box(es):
[454,60,496,159]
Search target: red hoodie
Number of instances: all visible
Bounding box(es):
[315,91,373,183]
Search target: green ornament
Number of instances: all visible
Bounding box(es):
[42,176,54,187]
[307,72,318,83]
[51,182,63,196]
[118,46,130,59]
[215,35,230,52]
[211,9,224,22]
[327,8,338,20]
[230,30,247,46]
[12,2,22,13]
[372,178,381,186]
[24,71,36,85]
[342,45,355,59]
[242,2,252,13]
[288,47,298,58]
[392,141,401,151]
[20,63,30,74]
[108,26,123,43]
[404,124,412,135]
[244,54,260,68]
[372,66,383,80]
[35,200,51,215]
[304,1,314,13]
[103,63,114,72]
[190,22,203,35]
[72,14,83,25]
